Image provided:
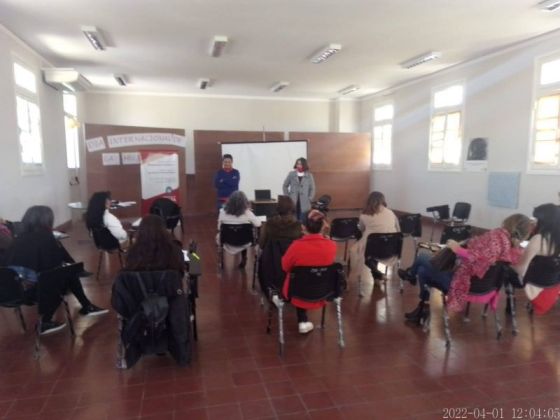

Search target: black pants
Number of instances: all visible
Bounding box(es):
[296,308,307,323]
[30,274,91,322]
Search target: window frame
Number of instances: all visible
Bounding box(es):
[528,52,560,174]
[372,101,394,170]
[12,57,44,175]
[428,81,465,172]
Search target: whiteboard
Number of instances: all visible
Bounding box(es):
[221,141,307,201]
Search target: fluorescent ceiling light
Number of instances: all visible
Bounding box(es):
[209,36,228,57]
[81,26,107,51]
[538,0,560,11]
[400,51,441,69]
[198,78,211,89]
[310,43,342,64]
[270,81,290,93]
[114,74,127,86]
[338,85,360,95]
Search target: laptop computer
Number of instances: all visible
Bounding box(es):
[254,189,272,200]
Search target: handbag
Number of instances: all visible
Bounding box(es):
[429,247,457,272]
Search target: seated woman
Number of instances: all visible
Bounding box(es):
[4,206,108,335]
[511,203,560,314]
[281,210,337,334]
[400,213,531,323]
[349,191,400,286]
[258,195,303,249]
[85,191,128,246]
[124,215,184,274]
[217,191,262,268]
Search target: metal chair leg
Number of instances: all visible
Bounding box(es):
[343,241,349,262]
[442,294,451,348]
[506,284,518,336]
[266,303,273,334]
[335,297,345,348]
[494,310,503,340]
[15,307,27,332]
[34,321,41,359]
[116,316,127,369]
[96,251,103,281]
[463,302,471,322]
[252,255,258,291]
[320,306,326,329]
[277,300,285,356]
[62,298,76,338]
[482,304,489,318]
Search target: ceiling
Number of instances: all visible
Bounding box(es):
[1,0,559,99]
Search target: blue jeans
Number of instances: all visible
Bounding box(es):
[409,253,453,301]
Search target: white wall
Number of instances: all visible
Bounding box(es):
[0,27,70,225]
[82,92,360,174]
[361,32,560,229]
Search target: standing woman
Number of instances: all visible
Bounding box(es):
[85,191,128,246]
[350,191,400,287]
[214,154,240,210]
[282,157,315,221]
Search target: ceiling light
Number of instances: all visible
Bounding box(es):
[310,43,342,64]
[538,0,560,11]
[81,26,107,51]
[339,85,360,95]
[400,51,441,69]
[114,74,127,86]
[209,36,228,57]
[198,78,211,89]
[270,81,290,93]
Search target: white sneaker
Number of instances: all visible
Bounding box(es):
[298,322,314,334]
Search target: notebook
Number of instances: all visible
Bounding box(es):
[254,189,271,200]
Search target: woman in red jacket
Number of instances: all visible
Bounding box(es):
[281,209,337,334]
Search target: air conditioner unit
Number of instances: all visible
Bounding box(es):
[42,68,92,92]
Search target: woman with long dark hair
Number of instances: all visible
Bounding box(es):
[4,206,107,335]
[217,190,261,268]
[124,215,184,273]
[350,191,400,288]
[282,157,315,221]
[85,191,128,245]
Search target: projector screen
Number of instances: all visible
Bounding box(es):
[221,141,307,201]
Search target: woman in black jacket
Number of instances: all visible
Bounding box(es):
[4,206,107,335]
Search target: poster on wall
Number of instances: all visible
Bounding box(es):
[140,150,180,214]
[464,137,488,171]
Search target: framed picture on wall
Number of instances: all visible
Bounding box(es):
[464,137,488,171]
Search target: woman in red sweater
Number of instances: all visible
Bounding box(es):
[281,210,337,334]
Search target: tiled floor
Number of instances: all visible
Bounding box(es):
[1,213,559,419]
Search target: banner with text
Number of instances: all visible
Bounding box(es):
[140,150,180,214]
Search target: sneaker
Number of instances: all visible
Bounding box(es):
[79,304,109,317]
[39,320,67,335]
[398,268,417,286]
[298,322,314,334]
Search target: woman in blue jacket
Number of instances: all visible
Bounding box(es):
[214,154,240,210]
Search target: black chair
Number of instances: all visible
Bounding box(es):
[218,223,256,270]
[424,262,508,348]
[329,217,360,262]
[150,198,184,235]
[0,267,30,332]
[266,263,345,355]
[362,232,404,294]
[440,224,471,244]
[451,202,471,224]
[522,255,560,317]
[112,270,192,369]
[258,239,294,300]
[398,213,422,257]
[91,227,124,281]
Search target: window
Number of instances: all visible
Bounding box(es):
[530,55,560,171]
[63,93,80,169]
[429,84,464,170]
[372,104,394,168]
[13,61,43,173]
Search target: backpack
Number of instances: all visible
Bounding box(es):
[126,273,170,355]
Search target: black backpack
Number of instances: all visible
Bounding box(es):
[126,273,170,355]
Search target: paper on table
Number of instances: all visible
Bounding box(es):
[132,218,142,227]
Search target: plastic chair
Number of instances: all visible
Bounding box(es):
[258,239,293,300]
[362,232,404,293]
[329,217,360,263]
[266,263,345,355]
[426,205,449,241]
[440,224,471,244]
[451,202,471,224]
[91,227,124,281]
[398,213,422,257]
[522,255,560,317]
[150,198,184,235]
[218,223,256,270]
[0,267,29,332]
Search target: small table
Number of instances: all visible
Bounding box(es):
[252,199,277,217]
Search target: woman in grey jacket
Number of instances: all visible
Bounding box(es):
[282,157,315,221]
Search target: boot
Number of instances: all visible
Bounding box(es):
[405,301,425,321]
[398,268,417,286]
